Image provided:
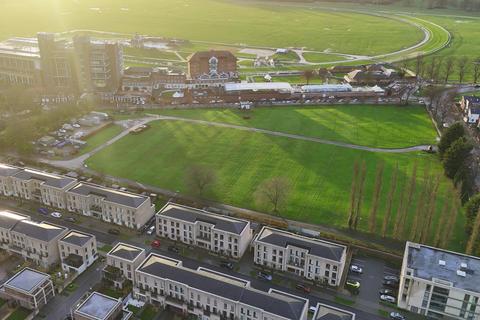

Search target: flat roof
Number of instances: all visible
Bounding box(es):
[255,227,346,262]
[108,243,144,261]
[13,168,77,189]
[314,303,355,320]
[60,230,94,247]
[68,183,149,208]
[406,242,480,293]
[0,210,29,230]
[224,82,292,92]
[158,203,248,234]
[5,268,50,293]
[138,253,307,319]
[0,163,21,177]
[12,220,67,242]
[76,292,120,320]
[301,84,353,92]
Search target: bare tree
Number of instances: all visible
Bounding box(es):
[352,160,367,230]
[420,174,441,243]
[303,70,315,85]
[369,161,384,233]
[433,192,450,247]
[458,57,469,83]
[382,163,399,238]
[444,57,456,83]
[440,188,460,248]
[185,164,217,197]
[394,162,418,239]
[473,60,480,84]
[428,57,437,80]
[415,54,425,78]
[466,208,480,254]
[434,57,444,81]
[254,177,291,214]
[348,160,360,229]
[410,166,431,241]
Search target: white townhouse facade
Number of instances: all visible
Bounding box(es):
[0,163,22,196]
[0,210,30,250]
[0,268,55,311]
[156,203,253,259]
[59,230,98,274]
[10,167,77,209]
[66,182,155,229]
[104,243,146,289]
[398,242,480,320]
[133,253,309,320]
[253,227,347,287]
[9,219,68,269]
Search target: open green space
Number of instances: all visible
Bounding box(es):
[79,124,123,155]
[0,0,423,56]
[87,118,466,251]
[151,105,438,148]
[124,47,181,61]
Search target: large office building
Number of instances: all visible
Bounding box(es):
[253,227,347,286]
[156,203,253,259]
[0,37,42,86]
[0,268,55,310]
[66,182,155,229]
[398,242,480,319]
[133,253,309,320]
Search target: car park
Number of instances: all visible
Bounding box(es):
[257,271,272,281]
[379,288,395,296]
[389,312,406,320]
[168,245,180,253]
[151,240,161,248]
[50,212,62,218]
[295,284,311,294]
[350,264,363,274]
[384,275,399,282]
[380,295,396,303]
[346,279,360,289]
[220,261,234,270]
[383,280,399,288]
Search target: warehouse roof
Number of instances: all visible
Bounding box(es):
[255,227,346,262]
[138,254,307,320]
[67,183,149,208]
[224,82,292,92]
[158,203,248,234]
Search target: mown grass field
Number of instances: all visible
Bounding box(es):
[151,105,438,148]
[87,106,466,251]
[79,124,123,155]
[0,0,423,56]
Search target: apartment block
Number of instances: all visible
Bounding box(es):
[398,242,480,319]
[59,230,98,274]
[0,37,41,86]
[0,163,22,196]
[11,167,77,209]
[0,210,30,250]
[133,253,309,320]
[156,203,252,259]
[72,291,132,320]
[66,182,155,229]
[0,268,54,310]
[253,227,347,286]
[10,220,68,269]
[104,243,146,289]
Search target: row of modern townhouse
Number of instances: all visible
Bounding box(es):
[104,242,356,320]
[155,202,348,287]
[0,210,97,272]
[0,163,155,229]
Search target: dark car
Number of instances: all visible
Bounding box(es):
[108,228,120,235]
[383,280,399,288]
[38,207,48,215]
[295,284,311,294]
[168,245,180,253]
[390,312,406,320]
[384,275,399,282]
[380,288,395,296]
[220,261,234,270]
[64,217,76,223]
[257,271,272,281]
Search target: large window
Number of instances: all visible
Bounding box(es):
[429,286,450,313]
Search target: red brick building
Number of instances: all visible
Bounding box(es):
[187,50,237,80]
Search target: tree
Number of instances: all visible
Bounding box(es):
[458,57,469,83]
[348,160,360,229]
[443,137,473,179]
[303,70,315,85]
[433,191,451,247]
[352,161,367,230]
[438,122,466,158]
[415,54,424,79]
[464,194,480,235]
[444,57,456,83]
[369,161,384,233]
[466,208,480,255]
[254,177,291,213]
[410,166,431,241]
[420,174,441,243]
[428,57,437,80]
[382,163,399,238]
[184,164,216,197]
[393,162,418,239]
[473,61,480,84]
[424,85,444,111]
[440,189,460,248]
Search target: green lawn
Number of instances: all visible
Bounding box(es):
[150,105,438,148]
[79,124,123,155]
[6,308,30,320]
[87,119,466,251]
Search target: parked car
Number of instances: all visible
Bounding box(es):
[220,261,234,270]
[38,208,48,215]
[64,217,76,223]
[72,124,81,128]
[380,295,396,303]
[308,306,317,314]
[151,240,161,248]
[379,288,395,296]
[168,245,180,253]
[257,271,272,281]
[146,225,155,235]
[108,228,120,235]
[390,312,406,320]
[346,279,360,289]
[295,284,311,294]
[50,212,62,218]
[383,280,399,288]
[350,264,363,274]
[384,275,399,282]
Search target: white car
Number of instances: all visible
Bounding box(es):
[72,124,81,128]
[146,225,155,235]
[308,306,317,314]
[350,264,363,274]
[380,295,396,303]
[50,212,62,218]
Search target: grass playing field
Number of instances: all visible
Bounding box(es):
[0,0,423,56]
[87,106,466,251]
